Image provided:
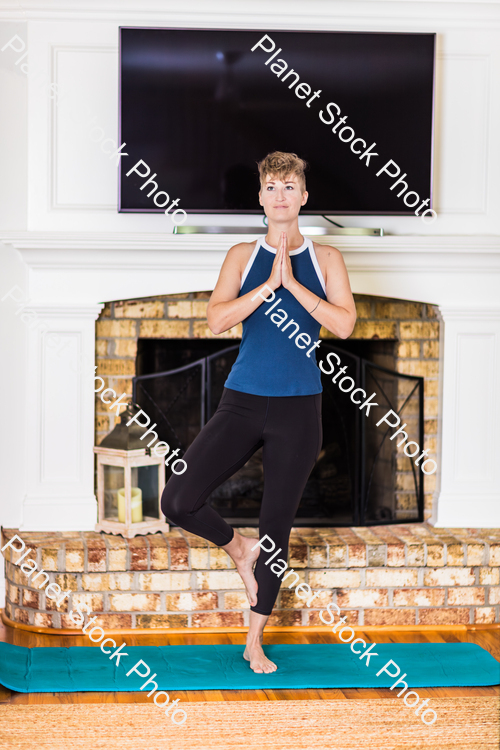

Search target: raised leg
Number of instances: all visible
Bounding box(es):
[161,389,265,547]
[222,531,261,607]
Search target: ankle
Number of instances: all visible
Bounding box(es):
[231,537,246,560]
[223,531,242,557]
[245,641,261,651]
[246,633,263,647]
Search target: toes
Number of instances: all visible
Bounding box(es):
[257,663,276,674]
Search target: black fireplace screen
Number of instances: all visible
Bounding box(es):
[133,341,424,526]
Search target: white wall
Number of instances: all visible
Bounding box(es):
[0,19,29,606]
[0,21,27,229]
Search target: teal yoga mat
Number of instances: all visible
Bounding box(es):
[0,642,498,693]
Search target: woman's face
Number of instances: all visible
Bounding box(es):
[259,174,308,222]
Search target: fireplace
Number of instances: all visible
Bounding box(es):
[3,231,499,628]
[95,291,435,526]
[132,337,424,527]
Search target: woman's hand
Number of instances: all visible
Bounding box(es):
[280,232,296,290]
[267,235,283,291]
[267,232,297,291]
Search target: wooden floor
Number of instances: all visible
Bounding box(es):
[1,619,498,704]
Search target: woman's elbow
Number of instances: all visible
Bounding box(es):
[206,306,223,335]
[207,302,220,336]
[338,312,357,339]
[337,329,351,340]
[206,315,222,335]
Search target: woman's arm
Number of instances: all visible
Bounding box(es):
[207,241,283,335]
[283,241,357,339]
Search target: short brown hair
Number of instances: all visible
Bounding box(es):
[257,151,307,193]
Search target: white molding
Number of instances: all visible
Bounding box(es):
[3,235,499,305]
[3,232,500,253]
[19,303,102,532]
[51,44,118,211]
[2,1,500,29]
[40,330,82,483]
[439,305,500,320]
[2,233,499,310]
[435,53,490,215]
[19,495,97,531]
[18,303,105,318]
[3,232,500,279]
[435,305,500,527]
[434,493,500,528]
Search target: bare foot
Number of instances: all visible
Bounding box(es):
[226,534,260,607]
[243,641,277,674]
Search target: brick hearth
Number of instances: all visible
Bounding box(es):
[2,525,499,631]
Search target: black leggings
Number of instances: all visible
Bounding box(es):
[161,387,322,616]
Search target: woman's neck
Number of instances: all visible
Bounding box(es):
[265,221,303,251]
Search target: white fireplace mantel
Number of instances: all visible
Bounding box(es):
[1,230,499,530]
[4,231,500,303]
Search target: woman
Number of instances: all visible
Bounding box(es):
[161,151,356,674]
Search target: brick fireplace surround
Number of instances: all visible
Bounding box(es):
[4,291,498,632]
[2,525,500,631]
[95,290,440,522]
[2,290,461,632]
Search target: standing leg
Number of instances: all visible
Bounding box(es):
[244,393,322,672]
[243,611,272,673]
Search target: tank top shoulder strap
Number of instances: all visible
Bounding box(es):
[240,237,265,289]
[306,237,327,296]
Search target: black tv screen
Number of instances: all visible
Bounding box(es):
[119,28,435,215]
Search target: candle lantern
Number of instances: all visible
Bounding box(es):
[94,402,169,538]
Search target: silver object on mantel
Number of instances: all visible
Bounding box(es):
[174,225,383,236]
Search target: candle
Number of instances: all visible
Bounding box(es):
[117,486,143,523]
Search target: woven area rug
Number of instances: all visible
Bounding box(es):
[0,699,498,749]
[1,642,498,692]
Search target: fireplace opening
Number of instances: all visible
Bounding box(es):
[133,337,424,527]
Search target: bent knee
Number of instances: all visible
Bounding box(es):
[160,485,188,525]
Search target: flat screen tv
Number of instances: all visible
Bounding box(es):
[119,28,435,215]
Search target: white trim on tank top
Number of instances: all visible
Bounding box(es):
[260,235,308,256]
[239,236,326,294]
[239,241,261,289]
[307,240,327,296]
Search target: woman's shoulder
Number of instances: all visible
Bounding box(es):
[225,238,260,272]
[311,239,342,261]
[311,240,345,282]
[227,238,260,256]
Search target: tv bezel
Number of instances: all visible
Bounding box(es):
[118,26,437,217]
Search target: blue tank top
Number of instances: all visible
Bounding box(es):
[224,235,327,397]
